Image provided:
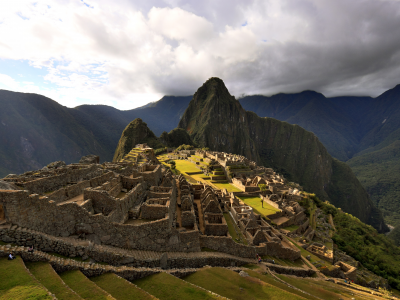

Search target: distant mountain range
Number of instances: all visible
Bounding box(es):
[0,90,191,176]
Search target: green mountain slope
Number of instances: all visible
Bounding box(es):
[239,92,372,161]
[347,140,400,232]
[0,90,110,175]
[178,77,387,232]
[0,91,191,177]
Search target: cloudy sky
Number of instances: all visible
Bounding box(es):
[1,0,400,109]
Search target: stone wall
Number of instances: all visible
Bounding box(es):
[121,176,144,190]
[0,189,197,252]
[133,165,162,187]
[21,165,103,194]
[256,241,301,261]
[90,172,115,188]
[141,203,169,220]
[181,211,196,228]
[199,236,255,258]
[67,180,91,199]
[260,195,280,209]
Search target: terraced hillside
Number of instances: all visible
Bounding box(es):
[0,247,390,300]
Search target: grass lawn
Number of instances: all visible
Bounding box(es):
[238,196,280,217]
[184,267,306,300]
[224,212,248,245]
[91,273,154,300]
[174,160,201,174]
[134,272,221,300]
[59,270,114,300]
[211,182,242,192]
[0,256,52,300]
[25,262,81,300]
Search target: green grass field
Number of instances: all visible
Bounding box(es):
[174,160,202,173]
[0,256,52,300]
[211,181,242,192]
[25,262,81,300]
[91,273,154,300]
[59,270,114,300]
[184,267,306,300]
[238,196,281,217]
[134,272,221,300]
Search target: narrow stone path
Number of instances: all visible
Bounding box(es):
[193,199,205,234]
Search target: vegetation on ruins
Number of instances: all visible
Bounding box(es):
[305,194,400,289]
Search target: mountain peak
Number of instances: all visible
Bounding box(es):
[113,118,159,162]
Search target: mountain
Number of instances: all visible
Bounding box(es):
[113,119,194,162]
[0,90,111,176]
[0,90,191,177]
[113,118,164,162]
[178,77,387,232]
[239,92,374,161]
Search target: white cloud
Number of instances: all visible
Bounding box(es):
[0,0,400,109]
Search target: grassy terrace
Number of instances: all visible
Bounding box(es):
[223,212,248,245]
[91,273,154,300]
[25,262,81,300]
[243,269,313,299]
[210,181,241,192]
[60,270,114,300]
[134,272,221,300]
[174,160,202,173]
[184,267,305,300]
[238,196,281,217]
[0,256,52,300]
[276,274,376,300]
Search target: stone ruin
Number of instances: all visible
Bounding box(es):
[0,148,309,271]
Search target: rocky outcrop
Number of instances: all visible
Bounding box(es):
[178,77,387,232]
